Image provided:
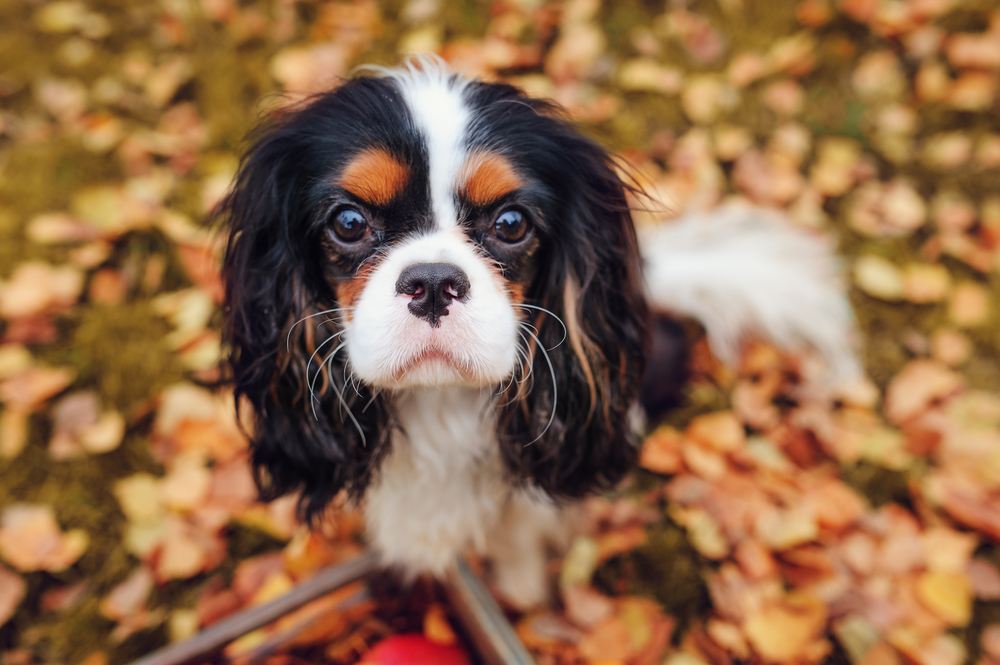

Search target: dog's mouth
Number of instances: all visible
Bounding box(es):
[391,346,472,384]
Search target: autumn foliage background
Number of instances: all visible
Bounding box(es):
[1,0,1000,664]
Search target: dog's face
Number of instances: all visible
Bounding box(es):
[221,62,649,519]
[330,76,530,390]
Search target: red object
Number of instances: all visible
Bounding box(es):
[360,634,472,665]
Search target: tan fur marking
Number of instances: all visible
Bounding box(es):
[336,263,378,322]
[461,152,522,206]
[339,149,409,206]
[563,278,598,425]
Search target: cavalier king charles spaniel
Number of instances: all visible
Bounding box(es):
[220,58,859,608]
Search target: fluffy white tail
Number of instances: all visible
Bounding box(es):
[640,205,862,385]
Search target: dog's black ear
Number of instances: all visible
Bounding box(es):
[218,98,389,522]
[497,128,650,498]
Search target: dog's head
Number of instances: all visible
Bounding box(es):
[221,60,649,520]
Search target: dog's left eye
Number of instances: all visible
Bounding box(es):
[331,208,368,243]
[493,209,529,244]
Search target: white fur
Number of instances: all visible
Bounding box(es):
[345,228,519,389]
[344,64,862,610]
[378,56,472,231]
[346,61,559,603]
[364,387,564,607]
[640,204,861,384]
[364,387,504,575]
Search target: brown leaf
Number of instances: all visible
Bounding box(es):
[578,616,635,663]
[196,580,243,627]
[160,455,211,511]
[948,282,990,327]
[596,525,649,562]
[563,585,615,630]
[854,255,905,301]
[0,564,26,627]
[804,479,865,533]
[26,213,100,244]
[983,624,1000,660]
[885,360,964,425]
[967,558,1000,600]
[931,330,972,367]
[744,593,827,663]
[101,566,154,622]
[40,580,89,613]
[915,572,973,626]
[233,552,286,602]
[946,32,1000,69]
[155,516,223,581]
[423,604,457,646]
[0,262,83,319]
[0,408,29,459]
[686,411,745,452]
[756,506,818,551]
[0,504,88,572]
[0,365,76,411]
[639,426,684,475]
[924,472,1000,540]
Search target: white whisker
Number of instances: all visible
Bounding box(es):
[521,327,558,446]
[513,304,567,349]
[286,308,351,351]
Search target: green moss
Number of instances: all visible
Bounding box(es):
[0,140,125,220]
[61,300,187,414]
[594,520,711,636]
[841,461,911,509]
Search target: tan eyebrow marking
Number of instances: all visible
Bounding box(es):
[338,148,409,206]
[460,152,523,206]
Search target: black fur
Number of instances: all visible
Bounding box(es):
[221,73,653,523]
[464,81,650,497]
[220,77,419,521]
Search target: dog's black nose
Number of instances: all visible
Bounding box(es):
[396,262,470,327]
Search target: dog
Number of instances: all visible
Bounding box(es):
[219,57,859,608]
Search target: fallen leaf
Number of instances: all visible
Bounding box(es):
[563,584,615,629]
[0,564,26,627]
[743,593,827,663]
[948,282,989,327]
[983,624,1000,660]
[578,616,635,663]
[852,51,906,101]
[811,137,861,196]
[560,536,600,589]
[40,580,89,613]
[639,425,684,475]
[915,571,972,626]
[101,566,154,622]
[885,360,964,425]
[854,255,905,301]
[423,604,456,646]
[0,365,76,411]
[756,506,818,550]
[903,264,950,303]
[0,262,83,319]
[686,411,745,452]
[26,213,100,244]
[967,558,1000,599]
[0,504,89,572]
[931,330,971,367]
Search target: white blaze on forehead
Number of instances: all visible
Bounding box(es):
[386,59,471,230]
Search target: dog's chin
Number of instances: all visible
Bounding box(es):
[360,347,512,391]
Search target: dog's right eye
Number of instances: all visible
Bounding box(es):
[331,208,368,243]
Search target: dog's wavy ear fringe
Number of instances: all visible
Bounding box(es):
[497,131,651,499]
[217,102,389,524]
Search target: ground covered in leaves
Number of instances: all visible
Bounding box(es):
[1,0,1000,664]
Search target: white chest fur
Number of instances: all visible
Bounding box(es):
[363,386,508,577]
